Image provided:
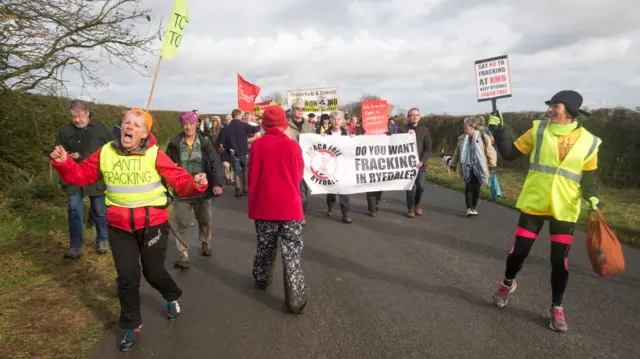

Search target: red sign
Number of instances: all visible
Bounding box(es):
[253,100,274,116]
[237,74,261,112]
[361,100,388,135]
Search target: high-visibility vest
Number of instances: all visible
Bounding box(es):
[99,143,168,208]
[516,120,601,223]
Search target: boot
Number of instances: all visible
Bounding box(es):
[174,252,190,270]
[96,240,109,255]
[283,265,306,314]
[234,176,243,197]
[255,251,277,290]
[242,173,249,194]
[342,211,352,224]
[64,247,82,260]
[201,242,212,257]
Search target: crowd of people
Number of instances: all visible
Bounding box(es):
[50,89,602,351]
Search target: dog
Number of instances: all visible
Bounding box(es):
[440,148,453,173]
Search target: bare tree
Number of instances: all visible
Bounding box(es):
[0,0,159,95]
[260,91,284,105]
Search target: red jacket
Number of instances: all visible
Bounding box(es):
[248,128,304,221]
[52,134,206,232]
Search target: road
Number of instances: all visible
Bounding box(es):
[90,181,640,359]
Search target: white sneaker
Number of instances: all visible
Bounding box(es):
[471,208,478,216]
[466,208,473,216]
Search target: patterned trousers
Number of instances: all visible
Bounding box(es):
[252,220,306,299]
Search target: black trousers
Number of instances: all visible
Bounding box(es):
[326,194,350,214]
[109,222,182,329]
[505,212,575,306]
[465,174,481,209]
[366,191,383,213]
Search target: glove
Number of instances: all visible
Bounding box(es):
[488,110,504,130]
[588,196,601,211]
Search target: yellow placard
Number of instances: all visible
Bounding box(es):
[160,0,189,60]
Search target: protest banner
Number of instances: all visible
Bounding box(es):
[253,100,275,116]
[283,86,339,118]
[146,0,189,110]
[299,133,419,195]
[237,74,261,113]
[361,100,388,135]
[474,55,512,106]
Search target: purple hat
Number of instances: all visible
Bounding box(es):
[179,111,198,124]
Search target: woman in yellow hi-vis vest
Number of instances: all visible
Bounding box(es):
[487,90,602,333]
[51,109,209,352]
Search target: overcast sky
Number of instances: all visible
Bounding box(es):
[70,0,640,115]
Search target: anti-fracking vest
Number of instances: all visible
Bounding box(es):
[516,120,601,223]
[99,143,168,208]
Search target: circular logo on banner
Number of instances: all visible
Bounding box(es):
[306,144,346,186]
[317,95,328,110]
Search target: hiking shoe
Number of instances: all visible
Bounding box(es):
[96,241,109,255]
[174,254,190,270]
[342,215,352,224]
[492,281,517,308]
[63,247,82,260]
[119,324,143,352]
[547,305,568,332]
[407,209,416,218]
[415,205,423,215]
[166,300,181,320]
[201,243,213,257]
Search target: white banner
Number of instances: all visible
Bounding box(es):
[299,133,420,195]
[283,86,340,118]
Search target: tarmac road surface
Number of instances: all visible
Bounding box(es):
[90,182,640,359]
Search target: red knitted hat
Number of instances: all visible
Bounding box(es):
[261,106,288,130]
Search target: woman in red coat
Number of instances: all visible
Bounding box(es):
[50,108,208,351]
[248,105,307,314]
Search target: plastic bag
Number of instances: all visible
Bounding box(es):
[489,172,501,201]
[587,209,625,277]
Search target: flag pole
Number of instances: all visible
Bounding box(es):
[146,56,164,111]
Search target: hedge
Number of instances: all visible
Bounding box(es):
[422,108,640,188]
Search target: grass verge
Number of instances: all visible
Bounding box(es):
[425,158,640,246]
[0,179,118,359]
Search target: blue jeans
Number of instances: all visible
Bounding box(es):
[68,192,108,248]
[406,171,426,210]
[233,155,248,177]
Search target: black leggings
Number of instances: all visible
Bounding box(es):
[465,174,481,209]
[505,212,575,306]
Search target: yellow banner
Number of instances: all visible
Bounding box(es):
[160,0,189,60]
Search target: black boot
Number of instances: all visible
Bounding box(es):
[283,265,306,314]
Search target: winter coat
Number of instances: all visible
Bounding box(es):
[450,132,498,181]
[397,123,432,172]
[51,133,205,232]
[248,128,304,221]
[285,118,315,143]
[165,132,224,199]
[55,119,112,197]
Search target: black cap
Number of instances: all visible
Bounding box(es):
[544,90,590,117]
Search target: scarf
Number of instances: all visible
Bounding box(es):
[548,121,579,136]
[460,131,489,185]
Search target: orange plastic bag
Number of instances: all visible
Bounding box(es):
[586,209,625,277]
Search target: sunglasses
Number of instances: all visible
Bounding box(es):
[294,107,305,111]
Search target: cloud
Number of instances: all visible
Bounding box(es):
[59,0,639,116]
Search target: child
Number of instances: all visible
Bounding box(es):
[248,106,307,314]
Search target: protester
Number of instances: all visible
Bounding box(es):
[50,108,209,351]
[487,90,602,333]
[166,111,224,269]
[321,110,353,224]
[353,116,366,135]
[284,99,315,225]
[315,113,331,134]
[248,105,307,314]
[397,108,432,218]
[219,109,260,197]
[387,116,399,134]
[55,99,111,259]
[216,115,234,185]
[449,116,497,216]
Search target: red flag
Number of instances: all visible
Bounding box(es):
[237,74,261,112]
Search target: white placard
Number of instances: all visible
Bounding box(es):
[283,86,339,118]
[474,55,512,102]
